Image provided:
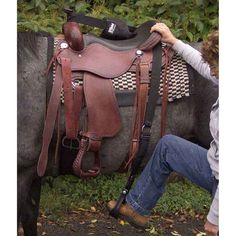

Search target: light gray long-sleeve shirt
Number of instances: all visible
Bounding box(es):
[172,40,219,225]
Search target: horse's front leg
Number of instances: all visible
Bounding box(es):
[18,171,41,236]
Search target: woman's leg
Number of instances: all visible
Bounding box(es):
[126,134,215,215]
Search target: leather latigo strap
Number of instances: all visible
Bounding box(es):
[73,72,122,177]
[119,45,174,172]
[37,64,63,177]
[37,54,83,177]
[73,85,83,133]
[160,47,172,137]
[126,60,151,169]
[126,51,153,169]
[61,57,76,139]
[61,57,82,140]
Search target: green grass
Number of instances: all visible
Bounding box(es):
[154,181,211,215]
[40,173,211,220]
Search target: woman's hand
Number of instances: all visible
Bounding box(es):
[150,22,177,46]
[204,220,219,236]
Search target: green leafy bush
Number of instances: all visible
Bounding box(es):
[18,0,218,41]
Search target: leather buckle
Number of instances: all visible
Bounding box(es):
[62,136,80,150]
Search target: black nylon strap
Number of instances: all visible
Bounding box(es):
[110,42,162,218]
[68,12,107,29]
[143,43,162,128]
[64,9,136,32]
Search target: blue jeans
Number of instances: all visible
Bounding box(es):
[126,134,217,216]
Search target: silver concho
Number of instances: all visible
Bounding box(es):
[60,42,69,49]
[136,49,143,56]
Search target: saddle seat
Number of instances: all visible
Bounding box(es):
[83,21,157,51]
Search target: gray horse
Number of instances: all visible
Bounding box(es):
[17,32,218,236]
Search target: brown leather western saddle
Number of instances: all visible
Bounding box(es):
[37,20,172,178]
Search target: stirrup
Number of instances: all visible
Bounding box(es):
[109,188,128,218]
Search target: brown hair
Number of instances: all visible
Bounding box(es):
[201,31,219,66]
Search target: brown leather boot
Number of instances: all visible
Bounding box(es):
[107,200,149,228]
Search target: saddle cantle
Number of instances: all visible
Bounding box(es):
[37,19,171,178]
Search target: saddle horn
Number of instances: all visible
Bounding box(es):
[63,22,84,51]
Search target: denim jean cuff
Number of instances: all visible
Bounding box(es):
[126,194,151,216]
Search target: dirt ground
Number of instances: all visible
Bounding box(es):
[18,207,206,236]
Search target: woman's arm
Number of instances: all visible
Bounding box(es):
[172,40,215,81]
[150,23,217,84]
